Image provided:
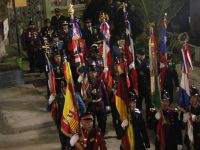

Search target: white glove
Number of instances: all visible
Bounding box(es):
[129,62,135,69]
[176,87,180,92]
[103,67,108,72]
[48,94,55,104]
[121,119,128,129]
[192,114,196,121]
[106,106,111,112]
[155,112,161,120]
[183,112,189,123]
[77,74,84,83]
[70,134,79,146]
[177,144,183,150]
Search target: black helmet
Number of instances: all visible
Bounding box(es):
[135,47,146,55]
[90,44,99,53]
[52,32,59,38]
[128,90,137,102]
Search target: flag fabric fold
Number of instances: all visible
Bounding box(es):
[69,18,85,68]
[123,5,138,94]
[115,73,134,150]
[99,16,112,89]
[178,42,193,111]
[149,25,161,109]
[61,61,79,135]
[159,14,168,90]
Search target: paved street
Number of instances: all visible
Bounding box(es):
[0,60,199,150]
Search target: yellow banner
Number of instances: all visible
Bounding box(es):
[7,0,27,8]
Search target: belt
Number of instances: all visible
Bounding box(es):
[55,77,64,80]
[92,98,102,103]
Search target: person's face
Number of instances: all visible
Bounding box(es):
[81,119,93,131]
[46,22,50,27]
[85,22,92,29]
[136,53,145,61]
[54,55,61,65]
[129,101,136,111]
[88,70,97,79]
[53,37,59,43]
[162,99,170,109]
[63,25,68,32]
[55,11,61,16]
[190,96,198,108]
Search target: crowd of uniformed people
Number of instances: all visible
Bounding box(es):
[20,1,200,150]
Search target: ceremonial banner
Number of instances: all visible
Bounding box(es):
[159,14,168,90]
[178,42,193,110]
[7,0,27,8]
[115,74,134,150]
[149,24,161,109]
[61,61,79,135]
[123,4,138,94]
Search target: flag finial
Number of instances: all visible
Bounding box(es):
[67,4,74,19]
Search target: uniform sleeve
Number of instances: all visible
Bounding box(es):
[139,114,150,148]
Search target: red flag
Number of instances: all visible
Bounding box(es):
[61,61,79,135]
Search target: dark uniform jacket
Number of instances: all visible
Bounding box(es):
[135,58,150,92]
[190,105,200,150]
[21,27,41,52]
[120,108,150,150]
[131,108,150,150]
[163,62,179,101]
[155,108,183,150]
[87,80,109,113]
[51,15,66,33]
[40,26,53,42]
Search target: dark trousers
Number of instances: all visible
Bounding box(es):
[27,51,37,71]
[87,104,107,135]
[137,90,152,120]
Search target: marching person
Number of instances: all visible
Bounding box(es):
[183,86,200,150]
[86,62,110,135]
[135,47,152,120]
[40,18,54,42]
[155,90,183,150]
[120,90,150,150]
[69,112,107,150]
[51,8,66,34]
[163,53,179,103]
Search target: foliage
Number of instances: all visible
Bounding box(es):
[129,0,188,61]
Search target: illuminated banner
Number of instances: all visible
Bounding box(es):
[7,0,27,8]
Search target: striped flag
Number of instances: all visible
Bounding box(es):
[99,14,112,88]
[178,42,193,110]
[159,13,168,90]
[61,61,79,135]
[123,3,138,94]
[69,18,85,67]
[115,74,134,150]
[149,24,161,109]
[44,53,56,94]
